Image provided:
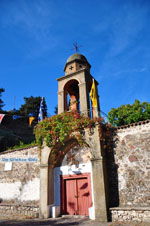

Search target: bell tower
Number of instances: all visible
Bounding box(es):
[57,53,100,117]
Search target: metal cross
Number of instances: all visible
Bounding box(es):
[73,42,80,52]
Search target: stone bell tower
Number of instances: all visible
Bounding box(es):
[57,53,100,117]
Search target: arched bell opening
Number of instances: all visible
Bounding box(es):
[64,79,80,112]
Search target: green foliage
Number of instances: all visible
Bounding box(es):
[34,111,103,147]
[0,116,36,151]
[10,141,37,151]
[0,128,20,152]
[18,96,47,118]
[108,100,150,126]
[0,88,5,111]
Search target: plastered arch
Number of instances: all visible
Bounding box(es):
[40,125,108,221]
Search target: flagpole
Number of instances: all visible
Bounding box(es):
[14,96,16,110]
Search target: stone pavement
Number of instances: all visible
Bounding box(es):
[0,217,149,226]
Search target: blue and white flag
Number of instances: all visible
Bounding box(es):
[38,97,44,122]
[12,115,22,120]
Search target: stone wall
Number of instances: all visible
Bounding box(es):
[0,204,39,218]
[0,146,40,218]
[110,207,150,222]
[0,121,150,221]
[114,121,150,207]
[106,121,150,222]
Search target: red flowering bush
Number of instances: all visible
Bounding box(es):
[34,111,103,147]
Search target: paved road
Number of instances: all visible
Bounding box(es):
[0,217,149,226]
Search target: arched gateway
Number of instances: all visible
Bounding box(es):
[39,53,107,221]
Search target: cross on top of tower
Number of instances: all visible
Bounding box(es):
[73,42,80,52]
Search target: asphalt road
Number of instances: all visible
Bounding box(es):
[0,217,149,226]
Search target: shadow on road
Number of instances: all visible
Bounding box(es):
[0,217,90,226]
[1,217,148,226]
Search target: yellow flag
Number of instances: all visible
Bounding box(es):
[90,79,98,107]
[29,116,35,126]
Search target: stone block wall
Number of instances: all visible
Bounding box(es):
[0,146,40,218]
[105,121,150,222]
[114,121,150,207]
[0,204,39,218]
[0,121,149,222]
[110,207,150,222]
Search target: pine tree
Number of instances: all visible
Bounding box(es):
[0,88,5,111]
[18,96,47,118]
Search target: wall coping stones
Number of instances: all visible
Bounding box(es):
[110,207,150,211]
[0,204,38,207]
[0,145,38,155]
[117,120,150,130]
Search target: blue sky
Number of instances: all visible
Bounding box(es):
[0,0,150,116]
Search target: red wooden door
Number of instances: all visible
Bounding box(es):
[77,178,89,216]
[61,174,91,216]
[66,179,78,215]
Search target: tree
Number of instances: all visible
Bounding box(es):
[0,88,5,111]
[54,105,58,115]
[18,96,47,118]
[108,100,150,126]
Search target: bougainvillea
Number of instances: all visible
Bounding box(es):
[34,111,103,148]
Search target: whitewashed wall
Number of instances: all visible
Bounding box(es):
[0,178,40,202]
[0,147,40,204]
